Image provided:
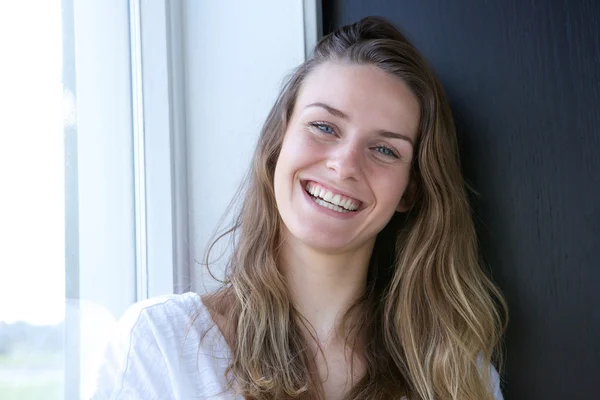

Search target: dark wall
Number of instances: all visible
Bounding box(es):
[323,1,600,399]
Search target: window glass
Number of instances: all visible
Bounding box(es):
[0,1,65,399]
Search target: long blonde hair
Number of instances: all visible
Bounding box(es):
[201,16,507,400]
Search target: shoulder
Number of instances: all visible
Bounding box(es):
[490,363,504,400]
[473,352,504,400]
[107,291,219,358]
[118,292,204,325]
[107,292,213,354]
[116,292,208,334]
[90,292,221,399]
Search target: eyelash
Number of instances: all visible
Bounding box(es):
[308,121,401,159]
[310,121,335,135]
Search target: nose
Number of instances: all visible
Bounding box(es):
[325,142,362,181]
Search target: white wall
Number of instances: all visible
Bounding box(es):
[182,0,308,292]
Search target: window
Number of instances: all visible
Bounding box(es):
[0,1,319,399]
[0,0,65,398]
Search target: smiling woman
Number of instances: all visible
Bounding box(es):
[92,16,507,400]
[274,62,420,253]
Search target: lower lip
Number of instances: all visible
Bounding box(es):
[300,182,361,220]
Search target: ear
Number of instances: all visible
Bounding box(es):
[396,176,418,213]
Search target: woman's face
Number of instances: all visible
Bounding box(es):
[273,61,420,254]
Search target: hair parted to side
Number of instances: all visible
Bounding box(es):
[200,16,508,400]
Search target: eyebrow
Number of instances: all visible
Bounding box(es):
[305,102,415,147]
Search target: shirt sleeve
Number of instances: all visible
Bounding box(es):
[89,302,176,400]
[490,363,503,400]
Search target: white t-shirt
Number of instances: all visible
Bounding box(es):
[90,292,504,399]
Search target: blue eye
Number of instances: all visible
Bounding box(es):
[311,122,335,135]
[375,146,399,158]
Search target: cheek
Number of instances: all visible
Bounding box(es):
[274,133,307,195]
[279,129,324,172]
[374,172,410,209]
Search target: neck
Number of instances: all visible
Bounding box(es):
[278,226,374,348]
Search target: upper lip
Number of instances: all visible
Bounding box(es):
[301,178,365,205]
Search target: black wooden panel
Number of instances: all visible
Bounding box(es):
[323,1,600,399]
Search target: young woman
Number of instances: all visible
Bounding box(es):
[92,16,507,400]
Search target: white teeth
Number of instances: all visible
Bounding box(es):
[314,197,348,213]
[304,182,360,212]
[343,199,356,211]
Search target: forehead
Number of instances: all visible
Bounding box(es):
[294,62,420,139]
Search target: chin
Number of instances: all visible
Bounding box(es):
[285,222,359,254]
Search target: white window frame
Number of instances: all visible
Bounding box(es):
[132,0,323,300]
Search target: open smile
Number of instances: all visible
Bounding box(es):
[301,180,364,214]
